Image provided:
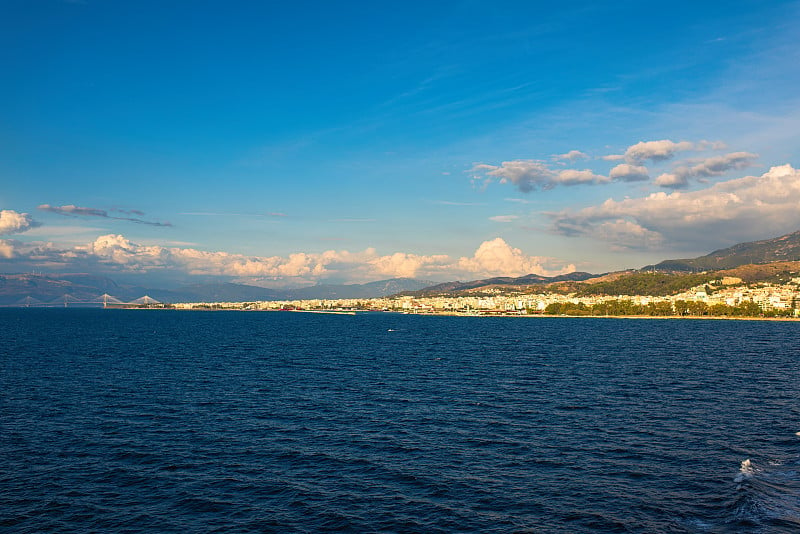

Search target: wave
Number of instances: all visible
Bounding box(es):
[726,456,800,532]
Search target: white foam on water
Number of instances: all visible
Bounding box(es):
[731,457,800,527]
[735,458,754,483]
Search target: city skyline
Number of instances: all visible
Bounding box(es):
[3,1,800,287]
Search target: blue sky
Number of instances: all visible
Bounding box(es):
[2,0,800,287]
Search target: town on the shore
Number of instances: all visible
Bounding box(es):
[165,275,800,318]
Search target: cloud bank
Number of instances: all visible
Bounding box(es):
[474,139,756,193]
[654,151,758,189]
[549,164,800,249]
[0,234,575,284]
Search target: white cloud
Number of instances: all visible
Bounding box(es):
[0,239,68,264]
[456,237,575,277]
[556,169,609,185]
[609,164,650,182]
[0,210,37,235]
[550,164,800,249]
[553,150,588,161]
[2,234,576,283]
[472,160,608,192]
[624,139,697,164]
[489,215,519,223]
[369,252,450,279]
[0,239,15,258]
[653,172,689,188]
[474,141,734,192]
[472,160,554,192]
[654,151,758,189]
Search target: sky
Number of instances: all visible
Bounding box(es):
[2,0,800,288]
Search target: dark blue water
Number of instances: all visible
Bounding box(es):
[2,309,800,532]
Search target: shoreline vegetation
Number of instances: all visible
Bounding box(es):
[86,303,799,321]
[166,295,798,320]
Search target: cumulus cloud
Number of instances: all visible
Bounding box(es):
[456,237,575,277]
[553,150,588,161]
[556,169,609,185]
[624,140,695,163]
[0,210,38,235]
[0,239,15,258]
[0,239,70,264]
[654,151,758,189]
[609,164,650,182]
[472,160,552,192]
[472,160,609,192]
[369,251,450,279]
[81,234,326,277]
[690,151,757,175]
[549,164,800,249]
[652,173,689,189]
[38,204,171,227]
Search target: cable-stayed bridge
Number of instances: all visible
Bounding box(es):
[6,294,164,308]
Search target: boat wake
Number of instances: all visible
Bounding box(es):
[724,456,800,532]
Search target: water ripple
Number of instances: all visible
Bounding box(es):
[2,310,800,532]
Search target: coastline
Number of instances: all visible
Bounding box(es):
[403,311,800,321]
[10,306,797,321]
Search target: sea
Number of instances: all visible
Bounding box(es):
[2,309,800,533]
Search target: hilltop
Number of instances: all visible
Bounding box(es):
[644,230,800,271]
[397,271,596,297]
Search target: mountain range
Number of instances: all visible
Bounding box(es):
[2,229,800,305]
[643,230,800,271]
[0,275,434,305]
[401,229,800,297]
[398,271,597,297]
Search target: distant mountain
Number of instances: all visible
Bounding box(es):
[0,273,188,305]
[156,278,433,302]
[0,274,435,305]
[167,282,284,303]
[404,271,597,297]
[5,229,800,305]
[166,278,433,302]
[645,230,800,272]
